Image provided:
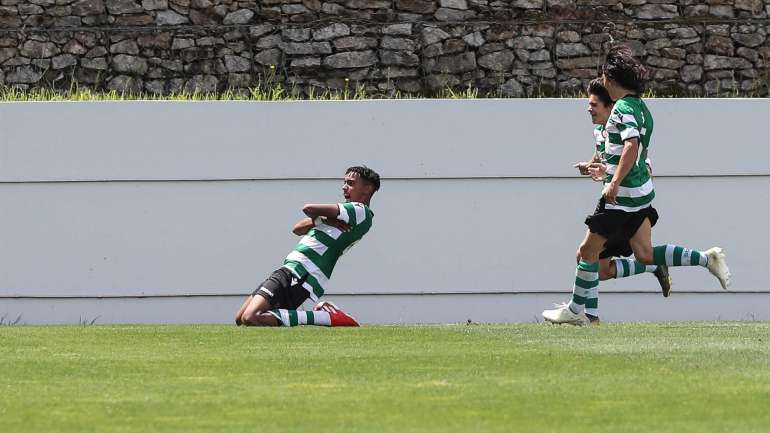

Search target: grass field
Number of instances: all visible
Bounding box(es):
[1,323,769,433]
[0,83,480,102]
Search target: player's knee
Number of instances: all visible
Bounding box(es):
[599,267,615,280]
[239,312,254,326]
[598,266,613,280]
[636,251,654,265]
[240,308,260,326]
[241,303,266,324]
[578,244,598,261]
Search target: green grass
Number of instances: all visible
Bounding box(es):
[2,86,767,101]
[1,323,769,433]
[2,80,768,101]
[0,82,482,102]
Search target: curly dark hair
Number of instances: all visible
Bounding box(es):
[601,45,647,94]
[346,166,381,192]
[587,77,613,106]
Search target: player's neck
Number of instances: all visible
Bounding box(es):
[616,89,636,100]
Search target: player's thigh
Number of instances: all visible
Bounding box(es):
[578,231,607,262]
[244,269,291,315]
[242,293,272,320]
[629,217,654,264]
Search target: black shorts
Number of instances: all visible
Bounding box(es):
[599,237,633,259]
[252,268,310,310]
[586,198,658,259]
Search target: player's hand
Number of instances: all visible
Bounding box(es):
[322,217,351,232]
[602,181,619,204]
[587,162,607,182]
[573,162,590,175]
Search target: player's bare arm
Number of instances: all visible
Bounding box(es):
[302,203,341,219]
[576,152,604,176]
[292,218,314,236]
[300,204,351,232]
[587,161,607,181]
[574,160,591,175]
[293,215,351,236]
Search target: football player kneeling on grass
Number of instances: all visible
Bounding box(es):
[235,166,380,327]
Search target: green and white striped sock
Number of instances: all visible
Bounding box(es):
[270,309,332,327]
[568,261,599,314]
[653,245,708,267]
[585,286,599,317]
[614,258,658,278]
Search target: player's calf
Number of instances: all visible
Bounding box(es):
[247,313,280,326]
[269,302,360,327]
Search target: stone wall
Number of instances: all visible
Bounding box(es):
[1,0,769,96]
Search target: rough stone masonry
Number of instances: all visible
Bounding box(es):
[0,0,768,96]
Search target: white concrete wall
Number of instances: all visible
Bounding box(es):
[1,99,768,324]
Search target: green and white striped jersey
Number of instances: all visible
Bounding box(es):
[602,95,655,212]
[282,202,374,300]
[593,124,606,155]
[595,123,653,180]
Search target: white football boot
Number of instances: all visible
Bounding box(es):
[704,247,731,290]
[542,303,590,326]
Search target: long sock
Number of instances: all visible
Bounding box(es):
[270,309,332,327]
[585,285,599,317]
[568,261,598,314]
[614,258,658,278]
[653,245,708,267]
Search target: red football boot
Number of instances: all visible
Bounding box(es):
[313,301,360,327]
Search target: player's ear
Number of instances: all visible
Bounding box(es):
[359,184,371,199]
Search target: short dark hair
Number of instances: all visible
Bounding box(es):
[346,166,380,192]
[587,78,613,106]
[601,45,647,94]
